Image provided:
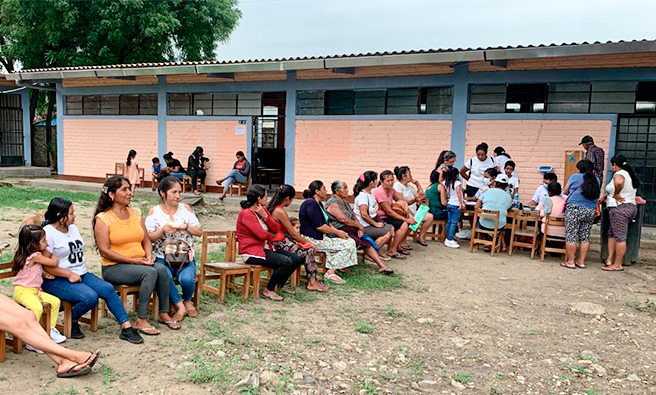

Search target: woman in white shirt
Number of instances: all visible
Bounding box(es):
[460,142,495,199]
[146,177,202,323]
[41,198,143,344]
[393,166,433,246]
[353,171,394,251]
[601,155,640,272]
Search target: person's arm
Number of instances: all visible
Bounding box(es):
[182,204,203,237]
[140,220,153,262]
[456,184,465,210]
[146,207,173,241]
[613,174,625,203]
[460,162,470,181]
[378,201,408,222]
[239,161,251,177]
[30,252,59,268]
[437,184,448,207]
[242,210,274,241]
[306,202,347,238]
[358,204,382,227]
[327,203,363,230]
[272,209,312,244]
[94,219,149,265]
[474,198,482,210]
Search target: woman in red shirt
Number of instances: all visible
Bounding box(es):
[236,185,301,301]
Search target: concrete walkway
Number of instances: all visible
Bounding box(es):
[0,166,51,178]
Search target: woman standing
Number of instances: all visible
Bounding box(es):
[186,146,207,196]
[601,155,640,272]
[562,160,600,269]
[435,150,457,183]
[267,184,329,292]
[124,150,139,194]
[353,172,395,254]
[237,185,301,301]
[460,142,495,199]
[299,181,358,284]
[326,180,393,274]
[93,176,174,334]
[492,147,512,173]
[42,198,143,343]
[146,177,203,320]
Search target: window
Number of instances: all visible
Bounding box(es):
[468,85,507,113]
[166,92,262,116]
[636,82,656,113]
[296,87,453,115]
[547,83,590,113]
[590,82,636,114]
[505,84,546,113]
[65,94,158,116]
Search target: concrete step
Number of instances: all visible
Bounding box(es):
[0,166,51,178]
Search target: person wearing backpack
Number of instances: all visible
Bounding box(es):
[146,176,203,324]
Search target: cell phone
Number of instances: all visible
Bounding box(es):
[0,242,10,250]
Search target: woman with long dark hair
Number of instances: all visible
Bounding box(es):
[435,150,457,183]
[492,146,513,173]
[372,170,414,258]
[124,150,139,194]
[393,166,434,246]
[216,151,251,201]
[42,198,143,343]
[601,155,640,271]
[237,185,301,300]
[162,152,185,180]
[146,176,203,320]
[299,181,358,284]
[562,160,600,269]
[93,176,173,335]
[352,171,395,253]
[267,185,329,292]
[460,142,495,198]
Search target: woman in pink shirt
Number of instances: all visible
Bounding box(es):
[538,182,566,238]
[372,170,415,260]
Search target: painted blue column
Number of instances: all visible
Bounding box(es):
[450,63,469,168]
[20,89,31,166]
[284,71,297,185]
[56,84,64,174]
[606,115,618,183]
[157,76,167,159]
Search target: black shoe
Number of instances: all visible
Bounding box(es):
[71,322,85,339]
[119,327,144,344]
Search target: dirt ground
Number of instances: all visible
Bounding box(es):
[1,188,656,395]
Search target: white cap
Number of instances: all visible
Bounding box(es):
[495,174,509,184]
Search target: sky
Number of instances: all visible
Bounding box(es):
[215,0,656,61]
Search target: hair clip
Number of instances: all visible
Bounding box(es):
[101,186,108,194]
[279,185,284,190]
[359,174,365,182]
[623,162,627,165]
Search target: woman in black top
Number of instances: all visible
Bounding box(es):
[163,152,185,180]
[187,146,207,195]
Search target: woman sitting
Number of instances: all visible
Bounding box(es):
[392,166,434,246]
[474,174,513,251]
[538,182,566,238]
[299,181,358,284]
[93,176,174,335]
[42,198,143,344]
[0,294,100,378]
[186,146,207,196]
[146,177,203,321]
[562,160,600,269]
[353,172,395,254]
[601,155,640,272]
[326,180,394,274]
[426,170,448,221]
[163,152,185,180]
[237,185,301,301]
[373,170,415,258]
[267,184,328,292]
[216,151,251,200]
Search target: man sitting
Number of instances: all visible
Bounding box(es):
[528,172,557,207]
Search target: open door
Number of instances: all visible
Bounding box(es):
[252,92,285,189]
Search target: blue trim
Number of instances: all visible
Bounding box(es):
[20,90,31,165]
[62,115,159,120]
[295,114,452,120]
[466,113,619,120]
[164,115,253,121]
[466,67,656,84]
[56,84,64,173]
[60,85,158,95]
[607,115,618,183]
[157,76,167,159]
[285,71,297,185]
[450,63,468,168]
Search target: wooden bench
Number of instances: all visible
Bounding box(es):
[199,231,252,303]
[228,174,251,197]
[0,262,52,362]
[100,284,159,321]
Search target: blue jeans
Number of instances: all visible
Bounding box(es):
[155,258,196,304]
[170,172,184,180]
[42,272,129,326]
[446,205,461,241]
[223,169,248,190]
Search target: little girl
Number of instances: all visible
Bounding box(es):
[124,149,139,194]
[443,167,465,249]
[12,224,66,351]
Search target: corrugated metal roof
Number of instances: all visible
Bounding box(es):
[13,39,656,73]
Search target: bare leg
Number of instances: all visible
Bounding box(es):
[418,213,433,243]
[376,229,393,252]
[389,227,405,255]
[173,301,187,320]
[606,237,616,266]
[215,177,226,185]
[577,242,591,268]
[564,243,577,267]
[307,275,328,291]
[365,246,391,271]
[613,241,627,269]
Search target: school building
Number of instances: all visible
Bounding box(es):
[2,39,656,225]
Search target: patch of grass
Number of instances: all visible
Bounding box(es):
[360,378,378,395]
[453,373,471,383]
[183,354,236,387]
[0,186,98,211]
[568,365,589,375]
[354,320,374,334]
[494,373,506,380]
[283,288,319,304]
[0,250,13,263]
[559,373,576,382]
[385,305,398,317]
[0,375,6,381]
[582,390,600,395]
[579,353,599,364]
[251,306,265,314]
[490,387,502,394]
[237,385,260,395]
[204,319,232,340]
[332,265,402,294]
[99,365,120,389]
[304,336,320,345]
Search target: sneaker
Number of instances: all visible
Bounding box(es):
[50,327,67,344]
[455,229,471,240]
[444,239,460,249]
[71,322,85,339]
[25,344,44,354]
[119,327,144,344]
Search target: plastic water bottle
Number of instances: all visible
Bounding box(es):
[513,191,520,208]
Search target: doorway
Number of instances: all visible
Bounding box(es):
[252,92,285,189]
[0,93,24,166]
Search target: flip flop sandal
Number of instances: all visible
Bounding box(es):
[83,350,101,369]
[171,312,186,322]
[560,262,577,269]
[379,269,395,275]
[324,273,346,284]
[186,308,198,318]
[57,364,92,378]
[137,326,161,336]
[401,245,413,251]
[261,293,284,301]
[158,320,181,330]
[379,254,392,261]
[416,241,428,247]
[388,253,406,260]
[602,266,624,272]
[575,263,586,269]
[399,250,411,256]
[280,288,296,295]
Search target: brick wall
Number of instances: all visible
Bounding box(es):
[63,119,158,177]
[294,120,451,192]
[166,120,248,183]
[465,120,612,201]
[468,52,656,72]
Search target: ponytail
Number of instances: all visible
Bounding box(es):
[353,171,377,196]
[302,180,323,199]
[240,185,266,209]
[435,150,456,170]
[611,155,641,189]
[577,160,600,199]
[267,184,296,212]
[126,149,136,167]
[394,166,410,181]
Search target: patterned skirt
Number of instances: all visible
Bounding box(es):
[271,238,318,280]
[305,236,358,271]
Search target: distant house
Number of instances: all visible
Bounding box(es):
[5,39,656,224]
[0,75,31,166]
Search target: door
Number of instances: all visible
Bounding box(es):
[615,116,656,225]
[0,93,24,166]
[251,92,286,188]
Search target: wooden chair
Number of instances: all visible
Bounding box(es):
[167,274,201,315]
[540,216,567,261]
[414,219,447,242]
[469,208,503,256]
[0,262,51,362]
[199,231,251,303]
[138,167,145,188]
[508,210,540,259]
[105,162,125,180]
[289,251,327,288]
[229,174,251,197]
[100,284,159,321]
[182,174,207,193]
[57,301,98,339]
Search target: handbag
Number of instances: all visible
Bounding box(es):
[162,239,191,269]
